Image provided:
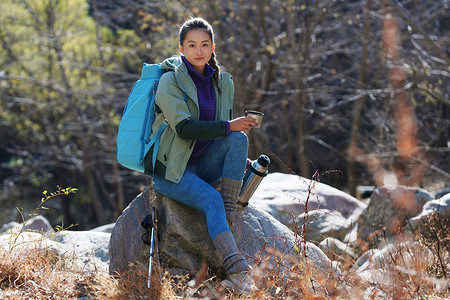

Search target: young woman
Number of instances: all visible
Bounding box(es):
[144,18,258,293]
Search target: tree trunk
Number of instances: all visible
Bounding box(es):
[93,1,125,217]
[347,0,371,197]
[81,138,107,225]
[57,168,75,226]
[295,7,313,179]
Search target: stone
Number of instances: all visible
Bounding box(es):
[355,241,434,274]
[294,209,350,242]
[1,215,54,235]
[108,187,333,276]
[90,223,116,233]
[52,230,111,271]
[319,237,356,260]
[0,215,111,273]
[434,187,450,200]
[0,232,68,254]
[108,189,153,275]
[408,193,450,237]
[410,193,450,222]
[0,229,110,272]
[357,186,432,244]
[250,172,366,226]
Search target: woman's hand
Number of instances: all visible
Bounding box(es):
[229,117,259,132]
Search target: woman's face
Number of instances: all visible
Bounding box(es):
[179,29,215,75]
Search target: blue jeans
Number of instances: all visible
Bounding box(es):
[152,131,248,240]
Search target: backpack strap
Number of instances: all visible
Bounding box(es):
[148,91,188,171]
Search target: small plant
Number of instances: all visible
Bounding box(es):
[419,209,449,280]
[7,186,78,251]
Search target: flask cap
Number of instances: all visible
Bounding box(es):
[257,155,270,167]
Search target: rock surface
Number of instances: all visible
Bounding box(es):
[52,230,111,271]
[108,188,333,276]
[295,209,353,242]
[108,189,153,274]
[409,192,450,222]
[408,192,450,237]
[0,229,110,272]
[1,215,54,235]
[434,187,450,199]
[319,237,356,260]
[250,172,366,226]
[90,223,116,233]
[357,186,433,243]
[355,241,434,275]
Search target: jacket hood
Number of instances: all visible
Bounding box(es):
[159,55,194,101]
[160,55,184,72]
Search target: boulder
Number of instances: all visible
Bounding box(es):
[250,172,366,226]
[108,188,333,276]
[434,187,450,199]
[409,193,450,222]
[357,186,432,244]
[1,215,54,235]
[408,193,450,236]
[0,232,68,253]
[90,223,116,233]
[355,241,435,276]
[319,237,356,260]
[52,230,111,271]
[294,209,350,242]
[0,229,110,272]
[108,189,154,275]
[354,240,450,294]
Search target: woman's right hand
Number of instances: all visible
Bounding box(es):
[229,117,259,132]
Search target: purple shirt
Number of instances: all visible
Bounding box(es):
[182,56,230,165]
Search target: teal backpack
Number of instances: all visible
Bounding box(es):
[116,62,185,173]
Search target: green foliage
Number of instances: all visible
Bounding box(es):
[0,0,148,225]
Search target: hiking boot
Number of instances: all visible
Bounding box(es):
[222,270,257,295]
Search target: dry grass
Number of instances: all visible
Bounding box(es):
[1,186,448,299]
[1,213,448,300]
[0,243,110,299]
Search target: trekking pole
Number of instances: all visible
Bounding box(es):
[147,207,156,289]
[153,208,162,280]
[141,207,161,289]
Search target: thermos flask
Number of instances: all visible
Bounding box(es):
[238,154,270,206]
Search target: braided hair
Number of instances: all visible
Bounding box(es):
[179,18,221,88]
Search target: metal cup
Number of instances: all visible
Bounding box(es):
[245,110,264,128]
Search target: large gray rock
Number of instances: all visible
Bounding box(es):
[52,230,111,271]
[90,223,116,233]
[408,193,450,236]
[353,240,449,292]
[109,188,333,276]
[108,189,154,275]
[295,209,353,242]
[1,215,54,235]
[434,187,450,199]
[0,232,68,253]
[250,172,366,226]
[319,237,356,260]
[0,230,110,272]
[410,192,450,222]
[357,186,432,244]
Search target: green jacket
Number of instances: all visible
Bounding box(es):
[144,56,235,183]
